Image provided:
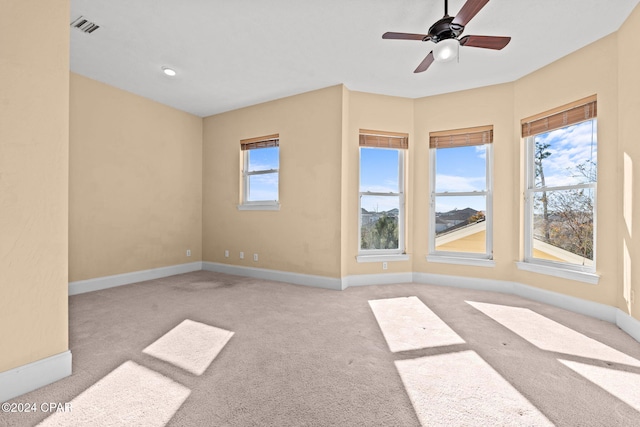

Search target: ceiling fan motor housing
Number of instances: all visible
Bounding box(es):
[428,16,464,43]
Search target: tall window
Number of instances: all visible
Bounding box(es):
[359,130,407,254]
[522,97,597,272]
[239,134,279,210]
[429,126,493,260]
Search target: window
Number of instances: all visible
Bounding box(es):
[522,97,597,274]
[239,134,280,210]
[358,130,407,257]
[428,125,493,262]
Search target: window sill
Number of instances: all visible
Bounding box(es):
[356,254,410,263]
[237,202,280,211]
[427,255,495,268]
[516,261,599,285]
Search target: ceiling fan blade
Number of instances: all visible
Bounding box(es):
[451,0,490,27]
[383,32,429,41]
[414,51,435,73]
[459,35,511,50]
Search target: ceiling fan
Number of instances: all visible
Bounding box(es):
[382,0,511,73]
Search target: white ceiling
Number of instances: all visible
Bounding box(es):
[70,0,640,117]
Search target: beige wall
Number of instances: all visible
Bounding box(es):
[345,91,414,276]
[414,83,516,281]
[618,4,640,318]
[340,86,351,277]
[69,74,203,282]
[202,86,344,278]
[512,34,619,305]
[0,1,70,373]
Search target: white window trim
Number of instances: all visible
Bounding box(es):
[356,254,410,263]
[426,255,495,267]
[516,261,599,285]
[523,133,597,275]
[358,148,406,256]
[237,201,280,211]
[428,143,493,260]
[239,146,279,210]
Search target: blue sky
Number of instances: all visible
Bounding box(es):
[434,145,487,212]
[246,147,279,201]
[360,148,400,212]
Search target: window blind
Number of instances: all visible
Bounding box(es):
[429,125,493,149]
[240,134,279,151]
[521,95,597,137]
[359,129,408,149]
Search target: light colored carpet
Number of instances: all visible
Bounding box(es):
[36,361,190,427]
[2,271,640,426]
[369,296,465,352]
[467,301,640,367]
[143,319,234,376]
[559,360,640,412]
[395,350,553,426]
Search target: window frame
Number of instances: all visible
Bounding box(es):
[238,134,280,211]
[522,123,597,274]
[357,131,407,258]
[428,127,494,262]
[516,95,600,278]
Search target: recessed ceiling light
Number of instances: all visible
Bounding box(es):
[162,67,177,77]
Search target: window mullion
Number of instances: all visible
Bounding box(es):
[247,168,279,176]
[531,183,596,193]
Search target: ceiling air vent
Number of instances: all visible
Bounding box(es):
[70,16,100,34]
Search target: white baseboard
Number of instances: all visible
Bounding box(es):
[342,272,413,288]
[0,351,72,403]
[69,262,203,295]
[412,272,637,342]
[67,262,640,344]
[412,272,516,295]
[616,310,640,343]
[202,262,343,291]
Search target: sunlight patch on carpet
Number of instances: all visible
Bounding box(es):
[467,301,640,367]
[143,319,234,376]
[37,361,190,427]
[559,359,640,412]
[395,350,553,427]
[369,296,464,352]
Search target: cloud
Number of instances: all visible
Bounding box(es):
[535,120,597,187]
[435,174,486,192]
[361,195,399,212]
[475,145,487,160]
[361,184,399,194]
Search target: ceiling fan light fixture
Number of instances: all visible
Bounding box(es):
[162,67,177,77]
[433,38,459,62]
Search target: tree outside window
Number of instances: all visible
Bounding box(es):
[358,131,407,254]
[526,118,597,269]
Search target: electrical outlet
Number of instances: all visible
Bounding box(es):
[186,249,191,257]
[224,250,229,258]
[382,262,388,270]
[239,251,244,259]
[253,253,258,262]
